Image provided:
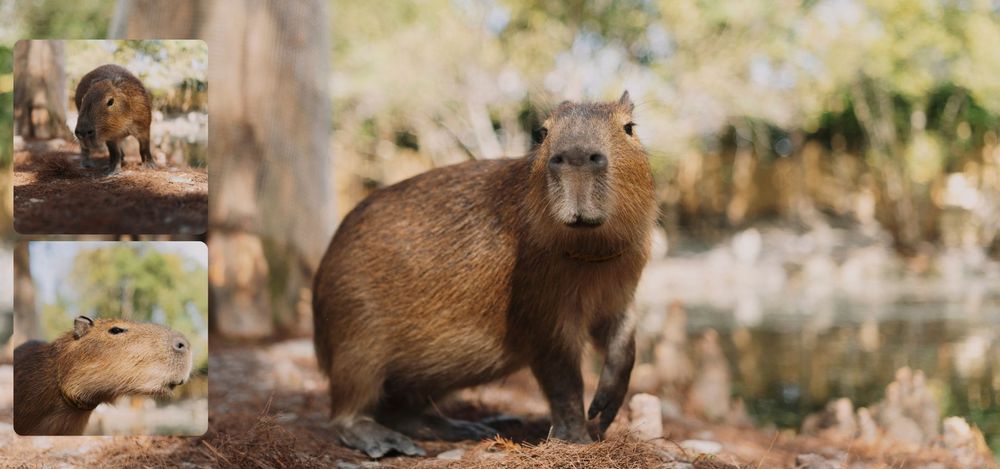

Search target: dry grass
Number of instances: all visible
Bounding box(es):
[36,155,85,180]
[13,144,207,234]
[411,432,741,469]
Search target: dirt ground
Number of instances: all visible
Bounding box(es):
[13,138,207,235]
[1,338,994,469]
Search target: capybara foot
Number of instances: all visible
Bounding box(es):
[142,160,158,169]
[103,166,121,177]
[390,414,499,442]
[547,424,592,444]
[81,157,95,169]
[338,419,425,459]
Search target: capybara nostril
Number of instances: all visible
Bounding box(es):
[173,336,189,352]
[551,149,607,170]
[588,153,607,169]
[548,153,566,170]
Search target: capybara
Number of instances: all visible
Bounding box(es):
[13,316,193,435]
[73,64,155,175]
[313,92,656,457]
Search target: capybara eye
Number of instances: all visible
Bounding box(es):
[106,97,114,107]
[108,327,126,335]
[624,122,635,136]
[532,127,548,144]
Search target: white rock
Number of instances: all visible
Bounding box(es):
[628,393,663,440]
[436,448,465,460]
[680,439,722,455]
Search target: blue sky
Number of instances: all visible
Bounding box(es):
[28,241,207,309]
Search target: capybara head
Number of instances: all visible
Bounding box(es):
[74,78,132,147]
[530,91,655,240]
[54,316,193,405]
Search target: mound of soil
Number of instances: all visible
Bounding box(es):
[13,139,207,234]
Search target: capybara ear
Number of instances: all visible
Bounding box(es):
[618,91,634,113]
[73,316,94,339]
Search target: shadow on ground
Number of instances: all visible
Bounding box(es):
[13,139,207,234]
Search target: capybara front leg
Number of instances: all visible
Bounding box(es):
[104,140,123,176]
[79,142,95,169]
[531,350,590,443]
[337,417,425,459]
[139,136,157,169]
[588,314,637,437]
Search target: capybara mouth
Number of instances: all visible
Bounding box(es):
[566,216,603,228]
[166,379,187,390]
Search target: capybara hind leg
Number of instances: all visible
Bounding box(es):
[337,417,425,458]
[374,394,498,442]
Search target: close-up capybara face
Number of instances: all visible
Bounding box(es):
[74,79,131,147]
[56,316,193,404]
[533,92,649,230]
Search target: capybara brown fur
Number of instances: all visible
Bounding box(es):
[313,92,656,458]
[13,316,193,435]
[73,64,155,175]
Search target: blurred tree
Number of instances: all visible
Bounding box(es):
[9,243,39,356]
[13,40,71,139]
[111,0,334,338]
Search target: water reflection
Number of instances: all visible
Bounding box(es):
[634,226,1000,454]
[684,296,1000,453]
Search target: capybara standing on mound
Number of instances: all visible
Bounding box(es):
[74,64,155,175]
[13,316,193,435]
[313,92,657,458]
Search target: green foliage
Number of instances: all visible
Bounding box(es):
[17,0,114,38]
[0,43,11,168]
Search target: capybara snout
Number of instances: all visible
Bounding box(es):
[536,94,640,229]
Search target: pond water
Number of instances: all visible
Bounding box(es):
[634,226,1000,455]
[686,296,1000,454]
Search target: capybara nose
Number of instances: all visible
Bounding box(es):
[172,335,189,353]
[74,127,95,140]
[549,149,608,171]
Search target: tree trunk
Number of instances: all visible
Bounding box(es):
[10,243,39,350]
[111,0,334,338]
[13,40,71,140]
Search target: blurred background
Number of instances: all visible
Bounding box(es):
[12,241,208,435]
[0,0,996,465]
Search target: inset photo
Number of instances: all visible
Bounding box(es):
[12,241,208,436]
[13,40,208,234]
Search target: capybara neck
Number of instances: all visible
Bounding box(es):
[13,340,96,435]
